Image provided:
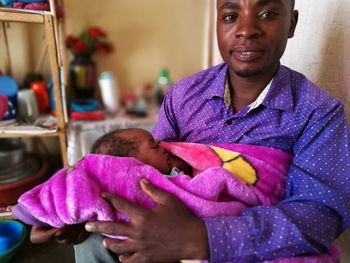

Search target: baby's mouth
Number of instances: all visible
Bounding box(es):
[167,156,172,170]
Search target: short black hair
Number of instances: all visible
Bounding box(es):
[291,0,295,9]
[91,129,139,157]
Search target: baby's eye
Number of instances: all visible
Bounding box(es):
[152,140,160,149]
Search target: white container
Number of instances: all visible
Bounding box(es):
[98,72,119,115]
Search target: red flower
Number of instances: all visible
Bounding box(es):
[72,41,89,54]
[95,42,114,54]
[66,26,114,56]
[87,27,107,39]
[66,35,78,47]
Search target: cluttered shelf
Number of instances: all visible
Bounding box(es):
[0,0,68,165]
[0,115,59,137]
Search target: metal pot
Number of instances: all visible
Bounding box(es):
[0,139,25,170]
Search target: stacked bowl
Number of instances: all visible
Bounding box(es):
[0,139,48,206]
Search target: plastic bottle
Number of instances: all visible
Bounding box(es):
[155,67,171,105]
[98,72,119,115]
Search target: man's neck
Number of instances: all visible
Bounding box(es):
[228,68,278,113]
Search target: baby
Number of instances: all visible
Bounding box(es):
[91,128,193,176]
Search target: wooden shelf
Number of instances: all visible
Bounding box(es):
[0,8,49,24]
[0,131,60,138]
[0,1,68,166]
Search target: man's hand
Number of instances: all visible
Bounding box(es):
[30,224,90,245]
[85,179,209,263]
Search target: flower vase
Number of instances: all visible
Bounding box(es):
[69,53,97,99]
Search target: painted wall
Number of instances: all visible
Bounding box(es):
[281,0,350,119]
[64,0,210,95]
[0,23,31,81]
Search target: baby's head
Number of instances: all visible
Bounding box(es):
[91,128,172,174]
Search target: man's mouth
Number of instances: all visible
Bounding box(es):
[231,48,264,62]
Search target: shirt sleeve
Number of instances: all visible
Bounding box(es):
[152,86,180,141]
[204,100,350,262]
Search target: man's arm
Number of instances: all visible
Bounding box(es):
[205,101,350,261]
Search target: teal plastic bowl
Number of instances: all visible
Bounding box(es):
[0,220,26,263]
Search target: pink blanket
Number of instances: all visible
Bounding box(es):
[13,143,291,227]
[12,142,339,262]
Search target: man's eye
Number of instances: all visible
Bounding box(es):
[260,11,277,19]
[223,14,238,22]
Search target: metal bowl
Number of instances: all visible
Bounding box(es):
[0,154,48,206]
[0,139,25,170]
[0,157,40,185]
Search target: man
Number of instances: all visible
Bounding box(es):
[32,0,350,262]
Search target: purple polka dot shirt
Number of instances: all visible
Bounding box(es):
[152,63,350,262]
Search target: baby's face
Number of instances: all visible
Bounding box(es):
[129,129,171,174]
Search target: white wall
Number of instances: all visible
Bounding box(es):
[281,0,350,118]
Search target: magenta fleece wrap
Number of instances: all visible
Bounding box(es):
[13,142,292,227]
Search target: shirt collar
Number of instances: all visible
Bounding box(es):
[223,76,272,111]
[206,64,293,112]
[203,63,227,100]
[262,65,294,112]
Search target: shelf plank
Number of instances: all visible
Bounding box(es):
[0,131,60,138]
[0,9,46,23]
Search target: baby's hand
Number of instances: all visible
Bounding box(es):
[54,224,90,244]
[30,224,89,245]
[30,226,58,243]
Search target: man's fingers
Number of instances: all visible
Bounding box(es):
[101,192,146,218]
[85,221,131,237]
[118,253,140,263]
[103,238,135,256]
[140,178,174,205]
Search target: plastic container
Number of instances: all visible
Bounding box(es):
[98,72,119,115]
[30,81,50,113]
[0,221,25,253]
[155,67,171,105]
[0,76,18,121]
[0,220,26,263]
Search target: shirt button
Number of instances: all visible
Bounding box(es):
[225,119,233,125]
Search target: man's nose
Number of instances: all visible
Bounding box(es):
[235,15,262,39]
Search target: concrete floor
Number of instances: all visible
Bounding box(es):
[9,227,350,263]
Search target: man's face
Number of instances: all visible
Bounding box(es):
[130,129,171,174]
[216,0,298,79]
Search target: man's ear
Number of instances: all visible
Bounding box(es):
[288,10,299,38]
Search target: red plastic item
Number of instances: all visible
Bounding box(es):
[0,93,8,120]
[30,81,50,112]
[70,110,105,121]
